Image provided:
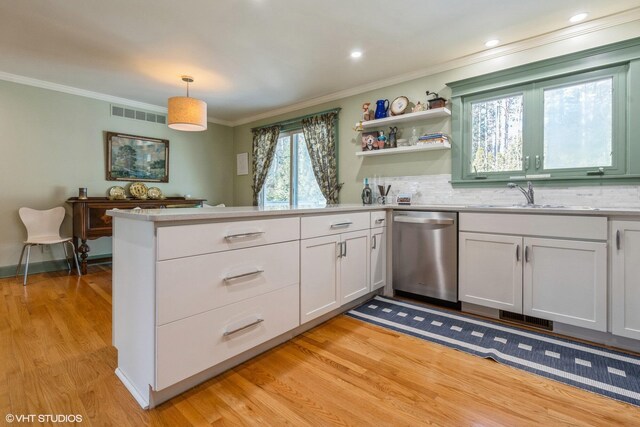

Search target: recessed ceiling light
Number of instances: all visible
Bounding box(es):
[569,13,588,23]
[485,39,500,48]
[350,50,363,59]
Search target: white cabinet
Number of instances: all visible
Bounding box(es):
[112,216,301,408]
[300,212,374,323]
[611,220,640,340]
[113,208,385,408]
[370,227,387,291]
[300,234,340,323]
[300,229,370,323]
[459,213,608,331]
[340,230,371,304]
[370,210,387,292]
[524,237,606,331]
[156,285,299,390]
[459,232,522,312]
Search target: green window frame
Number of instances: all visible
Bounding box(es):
[449,38,640,187]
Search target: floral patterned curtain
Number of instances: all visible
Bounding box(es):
[251,125,281,206]
[301,112,342,204]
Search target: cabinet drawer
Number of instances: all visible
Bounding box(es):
[156,241,300,325]
[459,213,606,241]
[370,211,387,228]
[157,217,300,260]
[301,212,369,239]
[155,284,299,390]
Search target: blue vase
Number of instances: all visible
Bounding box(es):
[374,99,389,119]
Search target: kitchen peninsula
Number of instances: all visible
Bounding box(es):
[109,203,640,408]
[109,204,389,408]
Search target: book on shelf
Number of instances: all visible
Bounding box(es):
[416,137,449,146]
[419,133,450,140]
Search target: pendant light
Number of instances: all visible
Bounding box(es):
[168,76,207,131]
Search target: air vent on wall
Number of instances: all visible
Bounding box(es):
[111,105,166,125]
[499,311,553,331]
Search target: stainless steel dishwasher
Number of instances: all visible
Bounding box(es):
[392,211,458,303]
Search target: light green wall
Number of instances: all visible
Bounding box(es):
[0,80,234,269]
[232,76,453,206]
[233,21,640,205]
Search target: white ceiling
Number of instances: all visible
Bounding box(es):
[1,1,639,125]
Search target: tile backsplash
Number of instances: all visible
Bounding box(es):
[371,174,640,208]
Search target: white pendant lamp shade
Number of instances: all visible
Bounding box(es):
[168,76,207,131]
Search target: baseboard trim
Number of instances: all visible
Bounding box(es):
[115,368,149,409]
[1,254,112,279]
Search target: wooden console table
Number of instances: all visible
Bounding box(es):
[66,197,206,274]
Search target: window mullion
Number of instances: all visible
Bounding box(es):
[290,133,297,206]
[523,84,543,176]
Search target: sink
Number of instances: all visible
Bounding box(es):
[466,204,599,211]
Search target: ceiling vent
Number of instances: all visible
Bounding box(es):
[111,105,166,125]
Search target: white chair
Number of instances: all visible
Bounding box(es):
[16,207,82,285]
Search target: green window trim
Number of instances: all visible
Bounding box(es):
[448,37,640,187]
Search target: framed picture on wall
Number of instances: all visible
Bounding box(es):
[106,132,169,182]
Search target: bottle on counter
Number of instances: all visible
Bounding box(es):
[361,178,373,205]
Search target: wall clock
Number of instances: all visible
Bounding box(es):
[390,96,409,116]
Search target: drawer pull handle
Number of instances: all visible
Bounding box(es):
[223,318,264,336]
[223,270,264,282]
[225,231,265,240]
[330,222,353,229]
[375,218,385,224]
[394,217,454,225]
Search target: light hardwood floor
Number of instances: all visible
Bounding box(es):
[1,267,639,426]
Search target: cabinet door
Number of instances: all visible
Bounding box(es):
[459,232,523,312]
[370,227,387,291]
[611,221,640,339]
[300,235,341,323]
[523,237,606,331]
[340,229,370,304]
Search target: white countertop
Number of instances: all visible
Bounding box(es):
[106,202,640,222]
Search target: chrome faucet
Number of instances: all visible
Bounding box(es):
[507,181,535,205]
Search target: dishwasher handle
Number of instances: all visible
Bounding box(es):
[394,216,454,225]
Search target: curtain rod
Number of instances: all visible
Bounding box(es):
[251,107,341,131]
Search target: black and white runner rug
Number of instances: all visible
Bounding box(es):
[347,296,640,407]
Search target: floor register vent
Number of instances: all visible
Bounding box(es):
[499,311,553,331]
[111,105,166,125]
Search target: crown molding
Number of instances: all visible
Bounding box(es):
[0,71,234,127]
[230,7,640,127]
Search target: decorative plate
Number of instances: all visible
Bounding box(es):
[108,186,126,200]
[390,96,409,116]
[147,187,164,200]
[128,182,148,199]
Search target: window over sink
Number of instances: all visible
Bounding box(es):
[448,38,640,187]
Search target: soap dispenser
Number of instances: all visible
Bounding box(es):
[361,178,373,205]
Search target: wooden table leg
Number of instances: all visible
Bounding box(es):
[78,239,90,275]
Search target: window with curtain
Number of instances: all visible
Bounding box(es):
[261,130,326,207]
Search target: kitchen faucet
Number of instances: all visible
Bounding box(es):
[507,181,535,205]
